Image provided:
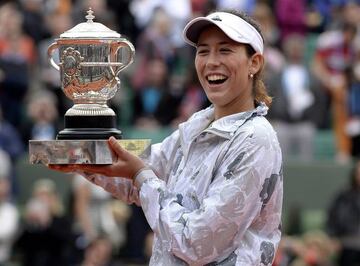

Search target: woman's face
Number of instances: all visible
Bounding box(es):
[195,26,258,116]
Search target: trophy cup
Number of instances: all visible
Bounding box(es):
[29,8,150,164]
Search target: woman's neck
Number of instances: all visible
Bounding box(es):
[214,97,255,120]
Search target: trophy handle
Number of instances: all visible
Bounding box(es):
[48,42,60,71]
[109,39,135,76]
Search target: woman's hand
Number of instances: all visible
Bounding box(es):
[49,136,146,179]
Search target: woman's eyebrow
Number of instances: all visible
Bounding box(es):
[218,41,231,45]
[196,43,208,48]
[196,41,231,47]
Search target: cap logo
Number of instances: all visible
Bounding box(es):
[211,15,222,21]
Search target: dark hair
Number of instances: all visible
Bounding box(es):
[214,9,272,106]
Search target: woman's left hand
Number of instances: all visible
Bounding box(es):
[49,136,146,179]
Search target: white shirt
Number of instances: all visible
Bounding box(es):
[0,201,19,263]
[84,103,283,266]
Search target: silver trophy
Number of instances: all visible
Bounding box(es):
[29,8,150,164]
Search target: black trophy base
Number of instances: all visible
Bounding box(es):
[57,115,122,140]
[57,128,122,140]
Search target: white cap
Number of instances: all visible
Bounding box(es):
[183,12,264,54]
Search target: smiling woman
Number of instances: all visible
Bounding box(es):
[49,9,283,266]
[184,10,271,110]
[195,26,258,118]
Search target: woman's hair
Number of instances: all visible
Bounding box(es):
[217,9,272,106]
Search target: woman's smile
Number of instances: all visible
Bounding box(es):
[206,73,228,85]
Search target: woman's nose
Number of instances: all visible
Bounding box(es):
[206,51,220,67]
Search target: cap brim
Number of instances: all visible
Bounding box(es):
[183,17,218,47]
[183,17,252,48]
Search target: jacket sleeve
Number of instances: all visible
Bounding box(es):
[134,132,282,265]
[76,130,181,205]
[75,173,141,205]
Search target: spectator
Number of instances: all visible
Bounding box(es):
[119,204,151,264]
[154,0,192,48]
[172,66,209,126]
[0,104,24,197]
[15,178,73,266]
[273,236,302,266]
[312,22,357,162]
[215,0,256,15]
[267,34,321,161]
[253,2,285,76]
[0,149,19,265]
[273,231,336,266]
[305,0,329,33]
[334,1,360,30]
[346,43,360,158]
[0,2,36,129]
[20,0,50,45]
[106,0,139,43]
[133,58,181,127]
[275,0,307,41]
[0,104,24,161]
[326,160,360,266]
[292,230,335,266]
[129,0,191,46]
[72,174,130,255]
[21,91,60,146]
[131,8,175,90]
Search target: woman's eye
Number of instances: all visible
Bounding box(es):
[220,48,232,53]
[197,49,208,55]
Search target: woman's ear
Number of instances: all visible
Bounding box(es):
[249,53,264,75]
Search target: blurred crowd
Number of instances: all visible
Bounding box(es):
[0,0,360,265]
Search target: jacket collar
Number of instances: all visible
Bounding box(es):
[179,102,268,144]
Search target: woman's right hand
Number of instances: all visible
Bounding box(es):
[49,136,146,180]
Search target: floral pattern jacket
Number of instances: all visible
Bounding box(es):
[85,103,283,266]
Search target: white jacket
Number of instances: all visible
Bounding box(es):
[85,103,283,266]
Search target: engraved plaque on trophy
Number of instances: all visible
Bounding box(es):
[29,9,151,164]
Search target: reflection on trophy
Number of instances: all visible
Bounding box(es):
[29,8,151,164]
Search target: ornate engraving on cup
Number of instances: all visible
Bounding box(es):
[59,44,114,105]
[61,47,83,92]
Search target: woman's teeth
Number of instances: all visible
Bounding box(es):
[207,74,227,84]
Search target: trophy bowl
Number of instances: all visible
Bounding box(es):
[48,8,135,139]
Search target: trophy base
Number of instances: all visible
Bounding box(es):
[57,128,122,140]
[29,139,151,165]
[58,114,122,139]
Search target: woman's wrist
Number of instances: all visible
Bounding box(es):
[131,165,149,179]
[132,166,152,189]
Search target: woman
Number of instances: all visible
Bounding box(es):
[50,10,283,265]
